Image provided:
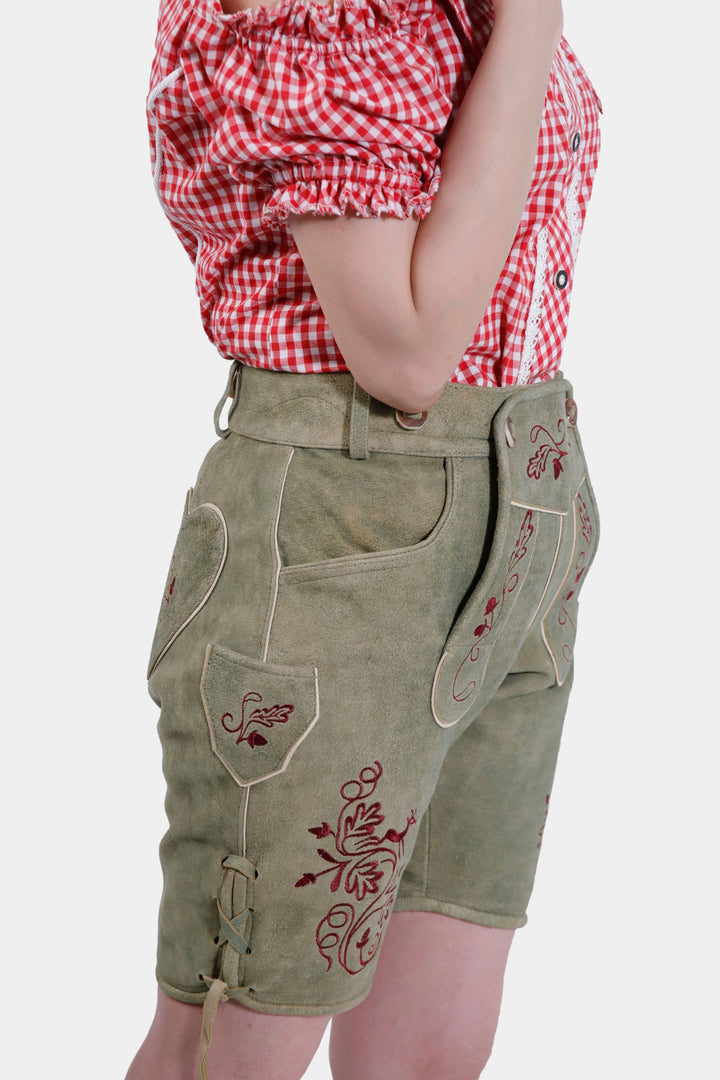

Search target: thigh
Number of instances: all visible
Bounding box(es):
[329,911,514,1080]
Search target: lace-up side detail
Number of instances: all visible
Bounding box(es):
[215,854,257,960]
[199,853,259,1078]
[199,976,229,1080]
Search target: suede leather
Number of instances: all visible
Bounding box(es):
[147,366,599,1016]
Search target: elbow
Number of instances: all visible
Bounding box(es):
[391,381,449,414]
[355,355,452,414]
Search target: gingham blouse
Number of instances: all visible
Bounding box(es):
[147,0,601,386]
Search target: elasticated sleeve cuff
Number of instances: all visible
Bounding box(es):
[260,159,442,225]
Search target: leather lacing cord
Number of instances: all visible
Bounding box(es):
[198,853,258,1079]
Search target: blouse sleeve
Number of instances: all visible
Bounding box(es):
[206,0,453,223]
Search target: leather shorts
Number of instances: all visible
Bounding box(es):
[146,363,600,1018]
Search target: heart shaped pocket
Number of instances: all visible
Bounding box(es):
[147,490,228,678]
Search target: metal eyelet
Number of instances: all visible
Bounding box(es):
[395,409,428,430]
[565,397,578,425]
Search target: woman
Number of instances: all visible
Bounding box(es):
[128,0,602,1076]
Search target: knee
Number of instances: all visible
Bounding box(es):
[415,1042,495,1080]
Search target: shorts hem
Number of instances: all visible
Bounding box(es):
[157,975,371,1017]
[393,894,528,930]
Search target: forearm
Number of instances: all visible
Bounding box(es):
[289,1,563,412]
[406,2,563,404]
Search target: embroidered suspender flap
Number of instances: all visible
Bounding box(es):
[431,380,600,728]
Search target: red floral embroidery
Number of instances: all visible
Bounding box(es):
[295,762,417,974]
[221,691,294,748]
[452,510,534,703]
[158,555,177,624]
[554,490,594,665]
[527,419,569,480]
[577,490,592,545]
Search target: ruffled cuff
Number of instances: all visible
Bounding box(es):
[209,0,432,44]
[261,159,441,225]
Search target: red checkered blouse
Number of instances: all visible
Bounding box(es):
[147,0,601,386]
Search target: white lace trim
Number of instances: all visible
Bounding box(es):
[518,225,549,385]
[555,60,583,262]
[566,166,582,262]
[147,66,184,194]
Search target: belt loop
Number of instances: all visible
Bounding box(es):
[349,379,370,460]
[214,360,242,438]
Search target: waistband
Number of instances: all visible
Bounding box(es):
[215,361,574,459]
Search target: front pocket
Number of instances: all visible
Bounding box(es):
[278,453,456,585]
[200,644,319,786]
[147,489,228,679]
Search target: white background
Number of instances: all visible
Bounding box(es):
[2,0,717,1076]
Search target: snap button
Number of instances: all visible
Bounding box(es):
[565,397,578,425]
[505,416,516,447]
[555,269,569,290]
[572,132,581,152]
[395,409,428,430]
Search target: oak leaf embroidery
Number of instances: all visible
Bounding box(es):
[221,691,294,748]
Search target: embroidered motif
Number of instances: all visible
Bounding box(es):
[578,490,592,545]
[527,419,569,480]
[537,794,550,849]
[147,498,229,680]
[220,691,294,749]
[452,510,535,703]
[542,488,595,682]
[295,761,417,975]
[555,491,593,662]
[159,559,176,620]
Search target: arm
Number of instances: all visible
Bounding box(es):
[289,0,564,412]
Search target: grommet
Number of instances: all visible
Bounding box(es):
[505,416,516,447]
[572,132,582,152]
[395,409,428,430]
[555,270,569,290]
[565,397,578,425]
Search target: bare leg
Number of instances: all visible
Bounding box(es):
[329,911,515,1080]
[126,988,330,1080]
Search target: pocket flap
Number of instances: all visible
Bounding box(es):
[200,644,319,786]
[495,389,585,514]
[431,505,560,728]
[541,480,600,685]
